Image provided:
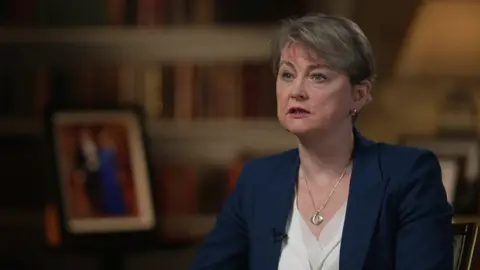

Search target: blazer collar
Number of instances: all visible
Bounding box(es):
[262,128,386,270]
[340,128,386,270]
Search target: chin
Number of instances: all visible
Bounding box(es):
[280,120,319,135]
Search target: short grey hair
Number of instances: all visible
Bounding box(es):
[271,13,376,85]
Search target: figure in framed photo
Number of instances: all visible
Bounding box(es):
[74,128,102,215]
[68,125,132,218]
[97,127,128,216]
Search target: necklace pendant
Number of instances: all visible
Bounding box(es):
[310,211,324,226]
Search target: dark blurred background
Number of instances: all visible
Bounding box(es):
[0,0,479,269]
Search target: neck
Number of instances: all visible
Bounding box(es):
[298,125,354,185]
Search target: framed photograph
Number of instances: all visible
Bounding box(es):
[437,155,463,204]
[48,108,156,235]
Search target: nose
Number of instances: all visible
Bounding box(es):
[289,78,308,100]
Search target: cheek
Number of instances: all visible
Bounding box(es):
[310,89,348,115]
[276,82,289,103]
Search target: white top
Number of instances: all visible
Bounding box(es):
[278,194,347,270]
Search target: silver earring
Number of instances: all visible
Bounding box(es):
[350,109,358,116]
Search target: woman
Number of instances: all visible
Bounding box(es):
[190,13,452,270]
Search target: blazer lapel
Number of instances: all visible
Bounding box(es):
[340,129,387,270]
[259,149,299,270]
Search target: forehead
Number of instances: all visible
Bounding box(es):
[280,42,325,64]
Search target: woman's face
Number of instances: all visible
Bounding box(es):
[276,42,369,136]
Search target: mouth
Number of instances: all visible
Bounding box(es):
[287,107,311,115]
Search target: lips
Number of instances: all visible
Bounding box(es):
[288,107,310,114]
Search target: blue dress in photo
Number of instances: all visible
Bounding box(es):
[98,147,128,216]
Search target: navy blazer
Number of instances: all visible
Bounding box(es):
[190,130,453,270]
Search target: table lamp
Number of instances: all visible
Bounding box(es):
[394,0,480,135]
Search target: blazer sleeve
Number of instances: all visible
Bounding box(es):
[395,150,453,270]
[189,161,253,270]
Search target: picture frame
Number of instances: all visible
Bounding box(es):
[47,107,156,236]
[436,155,463,204]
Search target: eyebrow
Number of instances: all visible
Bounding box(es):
[279,60,330,70]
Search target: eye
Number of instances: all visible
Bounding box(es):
[280,71,295,81]
[311,73,327,82]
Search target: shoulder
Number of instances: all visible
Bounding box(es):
[236,148,298,185]
[377,142,440,179]
[369,141,451,224]
[378,141,437,160]
[242,148,297,171]
[376,142,443,200]
[227,149,297,217]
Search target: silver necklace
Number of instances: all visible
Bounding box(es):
[301,164,350,226]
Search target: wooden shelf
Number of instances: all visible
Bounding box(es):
[0,117,287,136]
[0,118,296,164]
[149,119,296,163]
[0,26,275,65]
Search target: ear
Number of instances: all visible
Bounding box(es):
[352,79,372,110]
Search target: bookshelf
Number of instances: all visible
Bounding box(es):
[0,24,279,130]
[0,0,288,123]
[0,1,297,251]
[0,26,275,64]
[0,22,287,177]
[0,26,279,130]
[0,117,296,162]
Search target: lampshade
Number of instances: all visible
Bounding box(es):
[395,1,480,78]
